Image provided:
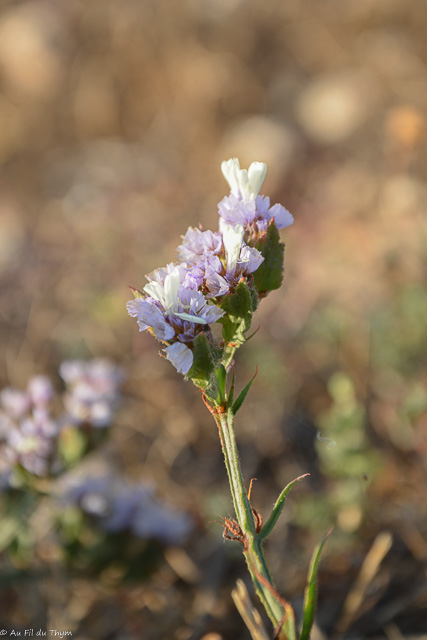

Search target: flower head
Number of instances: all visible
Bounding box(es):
[60,359,124,428]
[221,158,267,201]
[0,376,60,477]
[127,157,291,380]
[219,158,294,241]
[127,263,225,374]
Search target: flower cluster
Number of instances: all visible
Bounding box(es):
[127,158,293,378]
[60,473,192,544]
[0,360,123,479]
[60,359,124,428]
[218,158,293,239]
[0,376,58,477]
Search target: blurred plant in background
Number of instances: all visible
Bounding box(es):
[296,371,382,542]
[0,360,192,581]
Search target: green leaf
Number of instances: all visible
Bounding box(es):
[259,474,309,542]
[187,332,215,390]
[299,528,332,640]
[219,280,253,346]
[253,221,284,296]
[232,368,258,415]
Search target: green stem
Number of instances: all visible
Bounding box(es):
[216,411,287,634]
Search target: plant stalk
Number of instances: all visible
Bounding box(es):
[216,411,288,636]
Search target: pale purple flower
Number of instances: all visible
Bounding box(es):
[60,359,124,428]
[127,264,225,374]
[61,474,193,544]
[220,221,265,286]
[61,475,112,516]
[176,222,264,300]
[127,298,176,340]
[177,231,230,299]
[131,497,193,544]
[0,376,60,477]
[127,158,291,377]
[203,260,229,298]
[176,228,222,264]
[59,360,123,391]
[178,287,225,324]
[218,195,258,229]
[219,158,294,239]
[28,375,54,407]
[0,388,31,420]
[128,282,223,336]
[218,193,293,235]
[5,411,57,476]
[236,245,265,275]
[165,342,193,374]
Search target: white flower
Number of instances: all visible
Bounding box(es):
[144,267,209,325]
[144,269,181,313]
[222,222,244,272]
[221,158,268,201]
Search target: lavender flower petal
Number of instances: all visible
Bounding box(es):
[165,342,194,374]
[268,203,294,229]
[133,299,175,341]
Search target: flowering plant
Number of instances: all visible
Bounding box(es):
[128,158,328,639]
[0,360,124,482]
[0,361,192,578]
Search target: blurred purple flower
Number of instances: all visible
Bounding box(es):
[61,473,193,545]
[0,375,60,477]
[0,360,125,479]
[60,359,124,428]
[28,375,54,407]
[0,388,31,420]
[5,410,58,476]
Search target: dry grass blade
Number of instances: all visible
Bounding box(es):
[232,579,270,640]
[333,531,393,638]
[383,622,406,640]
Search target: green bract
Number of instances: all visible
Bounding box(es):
[254,221,285,296]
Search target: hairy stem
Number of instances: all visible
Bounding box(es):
[216,411,287,635]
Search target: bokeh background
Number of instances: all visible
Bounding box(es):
[1,0,427,638]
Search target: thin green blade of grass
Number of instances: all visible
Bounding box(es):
[299,528,332,640]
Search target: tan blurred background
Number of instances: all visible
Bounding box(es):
[1,0,427,638]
